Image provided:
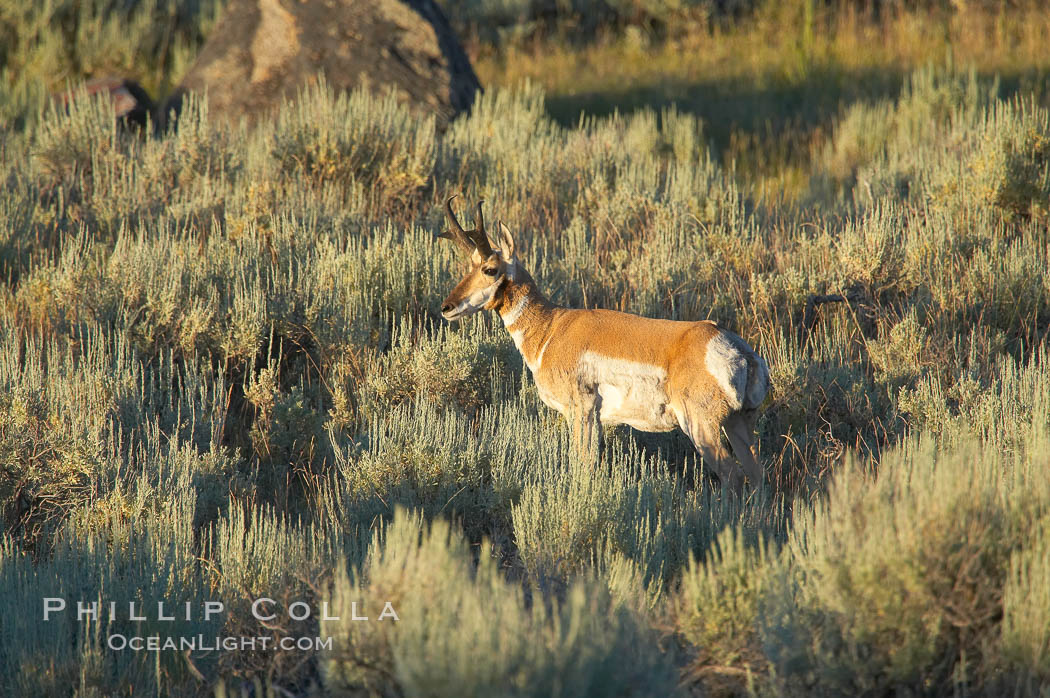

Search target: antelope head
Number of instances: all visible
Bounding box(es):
[437,196,517,321]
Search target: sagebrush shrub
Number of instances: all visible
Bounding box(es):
[268,79,436,211]
[762,434,1050,694]
[322,508,682,698]
[676,526,775,669]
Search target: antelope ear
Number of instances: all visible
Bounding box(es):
[470,247,484,265]
[498,221,516,258]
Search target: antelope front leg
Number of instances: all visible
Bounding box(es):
[570,384,603,461]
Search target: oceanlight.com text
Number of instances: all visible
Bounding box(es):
[106,634,334,652]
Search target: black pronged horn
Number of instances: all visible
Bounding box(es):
[438,195,474,253]
[438,195,494,258]
[467,199,494,258]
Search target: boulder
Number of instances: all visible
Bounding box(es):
[167,0,480,128]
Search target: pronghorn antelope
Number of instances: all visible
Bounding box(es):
[437,197,771,490]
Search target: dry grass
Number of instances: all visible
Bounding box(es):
[476,5,1050,199]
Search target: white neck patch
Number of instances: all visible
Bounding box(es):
[501,295,529,328]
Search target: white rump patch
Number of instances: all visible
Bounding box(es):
[705,333,748,411]
[745,354,770,409]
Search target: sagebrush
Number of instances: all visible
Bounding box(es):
[1,3,1049,696]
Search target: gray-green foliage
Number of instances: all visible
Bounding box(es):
[322,509,681,697]
[676,526,775,669]
[761,431,1050,694]
[1,58,1049,696]
[0,0,223,127]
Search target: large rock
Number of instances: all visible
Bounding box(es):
[168,0,480,128]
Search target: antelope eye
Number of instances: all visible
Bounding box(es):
[483,267,499,277]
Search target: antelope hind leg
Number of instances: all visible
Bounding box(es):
[724,411,763,488]
[678,408,742,492]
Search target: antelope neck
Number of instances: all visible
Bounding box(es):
[496,273,557,364]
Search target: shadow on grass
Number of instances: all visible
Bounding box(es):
[545,64,1050,174]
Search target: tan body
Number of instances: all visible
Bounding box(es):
[438,198,770,490]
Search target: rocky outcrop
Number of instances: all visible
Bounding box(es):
[166,0,480,128]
